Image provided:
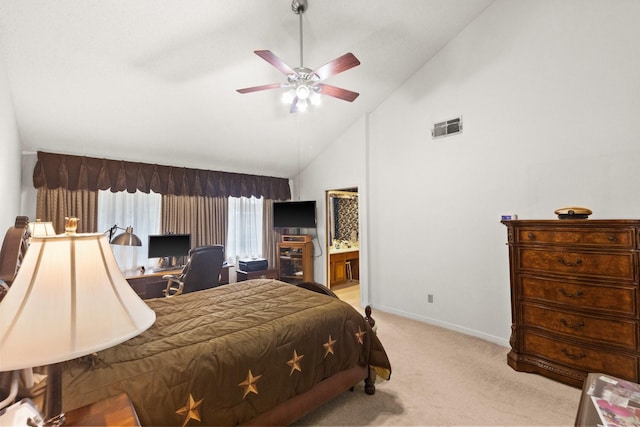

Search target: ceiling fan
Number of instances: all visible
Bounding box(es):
[236,0,361,113]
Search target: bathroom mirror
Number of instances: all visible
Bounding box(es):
[327,189,359,248]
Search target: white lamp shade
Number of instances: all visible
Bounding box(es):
[0,233,156,371]
[28,221,56,237]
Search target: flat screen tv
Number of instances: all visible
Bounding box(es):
[273,200,317,228]
[147,234,191,258]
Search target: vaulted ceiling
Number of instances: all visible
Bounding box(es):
[0,0,493,178]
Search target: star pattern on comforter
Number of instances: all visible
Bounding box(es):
[238,369,262,399]
[176,393,204,427]
[62,279,392,426]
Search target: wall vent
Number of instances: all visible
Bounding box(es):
[432,116,462,139]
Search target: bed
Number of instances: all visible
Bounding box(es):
[61,278,392,426]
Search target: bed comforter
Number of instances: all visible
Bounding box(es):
[61,279,391,425]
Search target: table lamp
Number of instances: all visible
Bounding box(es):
[0,218,156,424]
[27,220,57,237]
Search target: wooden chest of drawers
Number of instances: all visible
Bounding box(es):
[502,219,640,387]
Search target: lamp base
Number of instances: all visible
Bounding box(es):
[44,363,65,426]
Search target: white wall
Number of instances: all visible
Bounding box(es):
[302,0,640,346]
[0,49,22,231]
[298,115,369,302]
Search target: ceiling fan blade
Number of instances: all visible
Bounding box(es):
[236,82,287,94]
[315,83,360,102]
[254,50,298,77]
[310,53,360,81]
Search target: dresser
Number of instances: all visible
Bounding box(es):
[502,219,640,387]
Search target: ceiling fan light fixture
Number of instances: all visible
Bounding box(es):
[310,90,322,106]
[296,84,310,100]
[282,88,295,104]
[296,98,308,112]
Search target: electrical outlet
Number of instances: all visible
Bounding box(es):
[427,294,434,303]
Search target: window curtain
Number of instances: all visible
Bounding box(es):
[33,152,291,272]
[35,187,97,234]
[262,199,281,269]
[161,195,228,250]
[98,190,161,273]
[227,197,263,264]
[33,151,291,200]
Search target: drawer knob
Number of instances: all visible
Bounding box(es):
[561,349,586,360]
[560,318,585,330]
[557,257,582,267]
[608,235,618,242]
[527,233,536,240]
[558,288,584,298]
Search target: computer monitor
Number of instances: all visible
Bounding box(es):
[147,234,191,259]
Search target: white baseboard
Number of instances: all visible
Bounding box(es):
[370,303,510,348]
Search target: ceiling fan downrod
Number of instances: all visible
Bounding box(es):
[292,0,307,69]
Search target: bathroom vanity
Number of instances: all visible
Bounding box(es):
[329,246,359,286]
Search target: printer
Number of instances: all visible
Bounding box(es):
[238,258,268,272]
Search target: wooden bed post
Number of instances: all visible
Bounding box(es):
[364,304,377,395]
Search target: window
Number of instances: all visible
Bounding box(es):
[227,197,263,263]
[97,190,161,273]
[98,192,264,272]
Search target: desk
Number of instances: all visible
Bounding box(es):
[126,265,230,299]
[65,393,140,426]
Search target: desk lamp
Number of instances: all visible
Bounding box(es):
[107,225,142,246]
[0,218,155,425]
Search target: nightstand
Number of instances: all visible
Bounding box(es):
[65,393,140,426]
[236,268,279,282]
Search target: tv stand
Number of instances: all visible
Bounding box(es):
[277,236,313,284]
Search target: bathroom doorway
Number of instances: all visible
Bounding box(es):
[326,188,360,304]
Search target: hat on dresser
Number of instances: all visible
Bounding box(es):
[554,206,592,219]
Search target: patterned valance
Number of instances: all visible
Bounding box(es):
[33,151,291,200]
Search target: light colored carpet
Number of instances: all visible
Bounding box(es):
[294,284,581,426]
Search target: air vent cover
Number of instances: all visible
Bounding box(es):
[432,116,462,139]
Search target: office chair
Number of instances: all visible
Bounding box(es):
[163,245,225,297]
